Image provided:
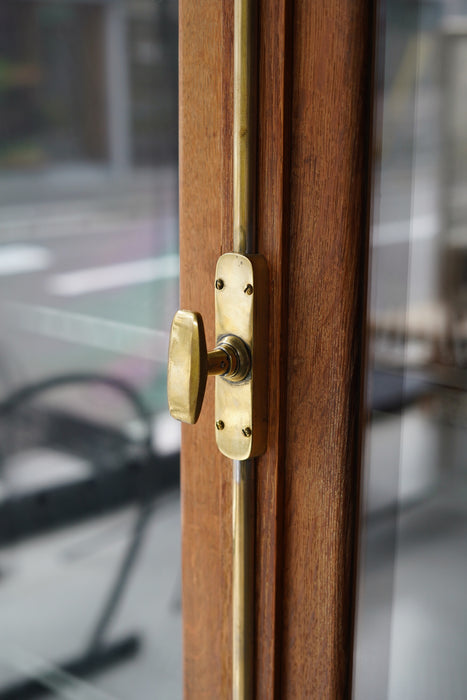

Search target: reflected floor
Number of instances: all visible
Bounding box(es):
[0,492,182,700]
[355,398,467,700]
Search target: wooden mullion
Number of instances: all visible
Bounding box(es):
[279,1,374,697]
[255,0,294,696]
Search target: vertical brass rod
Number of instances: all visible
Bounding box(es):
[233,0,255,256]
[232,459,254,700]
[233,0,256,697]
[232,0,255,700]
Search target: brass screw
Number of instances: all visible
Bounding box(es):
[215,279,224,290]
[242,426,252,437]
[216,420,225,431]
[244,284,253,295]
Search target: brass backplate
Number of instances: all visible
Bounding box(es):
[215,253,268,459]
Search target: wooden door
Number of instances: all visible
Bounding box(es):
[179,1,375,696]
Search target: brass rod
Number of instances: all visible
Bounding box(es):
[233,0,255,255]
[233,0,256,697]
[207,347,230,375]
[232,459,254,700]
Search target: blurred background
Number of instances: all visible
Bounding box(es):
[354,0,467,698]
[0,1,181,698]
[1,0,467,698]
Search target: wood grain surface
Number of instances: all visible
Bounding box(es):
[279,1,374,697]
[179,2,228,697]
[179,0,374,697]
[254,0,293,696]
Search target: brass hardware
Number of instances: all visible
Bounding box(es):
[232,459,254,700]
[215,278,224,290]
[167,310,207,424]
[167,309,251,425]
[217,334,250,383]
[207,346,230,375]
[215,252,267,460]
[232,0,256,696]
[167,252,267,458]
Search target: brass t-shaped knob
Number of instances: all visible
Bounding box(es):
[168,309,250,424]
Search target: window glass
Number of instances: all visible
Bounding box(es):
[0,2,181,697]
[355,2,467,698]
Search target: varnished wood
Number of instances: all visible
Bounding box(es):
[179,0,374,696]
[179,2,228,697]
[254,0,293,697]
[280,1,373,697]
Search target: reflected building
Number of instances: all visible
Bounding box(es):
[0,0,178,172]
[354,2,467,698]
[0,4,181,697]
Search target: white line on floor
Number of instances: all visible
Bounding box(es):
[48,253,179,296]
[1,302,170,361]
[0,245,51,275]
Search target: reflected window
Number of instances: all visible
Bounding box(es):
[355,2,467,698]
[0,1,181,697]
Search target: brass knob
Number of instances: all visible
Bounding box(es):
[168,310,251,424]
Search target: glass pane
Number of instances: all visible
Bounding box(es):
[354,1,467,698]
[0,1,181,697]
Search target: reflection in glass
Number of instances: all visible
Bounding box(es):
[355,2,467,698]
[0,1,181,697]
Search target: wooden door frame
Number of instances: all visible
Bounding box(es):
[179,1,375,696]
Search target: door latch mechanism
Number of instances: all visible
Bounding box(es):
[168,251,268,460]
